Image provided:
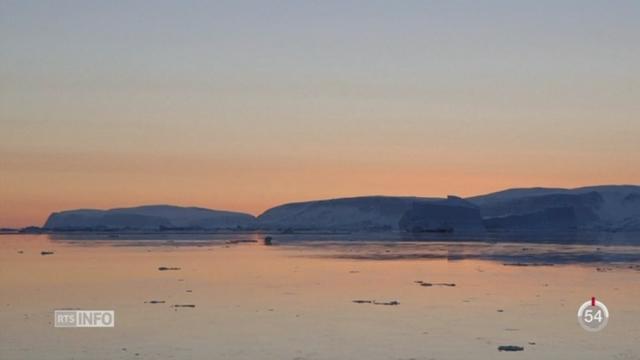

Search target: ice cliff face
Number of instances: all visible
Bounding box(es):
[41,185,640,233]
[399,197,485,233]
[483,207,579,230]
[44,205,256,230]
[469,185,640,231]
[257,196,436,231]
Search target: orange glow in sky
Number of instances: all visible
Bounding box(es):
[1,1,639,227]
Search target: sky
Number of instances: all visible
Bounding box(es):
[1,0,639,227]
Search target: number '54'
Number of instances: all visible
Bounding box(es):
[584,309,603,323]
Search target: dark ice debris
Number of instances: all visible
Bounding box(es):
[158,266,181,271]
[373,300,400,306]
[498,345,524,352]
[352,299,399,305]
[503,263,553,267]
[415,280,456,287]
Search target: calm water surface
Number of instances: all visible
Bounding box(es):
[1,234,639,359]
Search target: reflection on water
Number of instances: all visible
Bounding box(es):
[47,232,640,266]
[1,234,639,360]
[289,242,640,265]
[45,229,640,246]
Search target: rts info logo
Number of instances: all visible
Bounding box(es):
[54,310,115,328]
